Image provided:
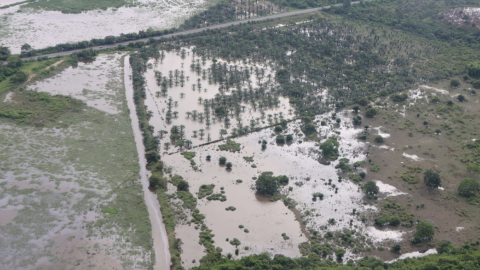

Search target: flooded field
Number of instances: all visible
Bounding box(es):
[0,54,156,269]
[140,49,419,268]
[0,0,208,53]
[144,49,293,148]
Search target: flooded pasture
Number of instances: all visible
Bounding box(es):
[0,53,155,269]
[0,0,207,53]
[140,49,414,266]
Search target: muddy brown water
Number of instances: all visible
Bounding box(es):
[144,49,293,148]
[144,50,411,265]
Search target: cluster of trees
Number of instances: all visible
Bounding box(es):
[255,171,289,196]
[180,0,281,30]
[161,15,422,130]
[0,51,25,84]
[193,243,480,269]
[328,0,480,47]
[18,28,176,57]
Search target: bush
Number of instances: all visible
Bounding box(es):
[450,79,460,87]
[473,80,480,89]
[365,108,378,118]
[276,135,285,144]
[274,125,283,132]
[219,156,227,165]
[390,93,408,102]
[457,94,466,102]
[320,138,339,159]
[226,162,233,170]
[458,178,480,197]
[146,150,160,164]
[374,135,384,143]
[255,172,289,196]
[424,169,441,189]
[177,180,189,191]
[10,71,29,84]
[286,134,293,142]
[149,174,167,189]
[391,244,401,253]
[414,221,435,241]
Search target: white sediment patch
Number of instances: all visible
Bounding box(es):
[419,85,449,95]
[366,226,404,243]
[402,153,423,161]
[375,180,407,197]
[388,249,437,263]
[374,126,391,138]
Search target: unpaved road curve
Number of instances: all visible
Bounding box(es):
[124,55,171,270]
[18,0,370,61]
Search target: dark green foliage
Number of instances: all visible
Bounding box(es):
[450,79,460,88]
[149,174,167,189]
[274,125,283,132]
[391,244,401,253]
[276,135,285,144]
[468,62,480,79]
[365,108,378,118]
[177,180,189,191]
[457,94,466,102]
[320,138,339,160]
[219,156,227,165]
[458,178,480,198]
[363,181,379,197]
[255,172,289,196]
[146,150,160,165]
[286,134,293,142]
[75,48,98,60]
[424,169,441,189]
[374,135,384,143]
[414,221,435,241]
[9,71,28,84]
[226,162,233,169]
[390,93,408,102]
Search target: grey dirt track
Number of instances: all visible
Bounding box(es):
[17,0,369,61]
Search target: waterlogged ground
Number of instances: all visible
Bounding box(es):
[141,50,417,267]
[0,0,208,53]
[144,49,293,148]
[0,54,154,269]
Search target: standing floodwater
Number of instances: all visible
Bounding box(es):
[124,56,171,270]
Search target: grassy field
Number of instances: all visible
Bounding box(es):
[23,0,129,13]
[0,54,154,269]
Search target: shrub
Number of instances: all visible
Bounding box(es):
[177,180,189,191]
[365,108,378,118]
[414,221,435,241]
[219,156,227,165]
[274,126,283,132]
[374,135,384,143]
[458,178,480,197]
[255,172,289,196]
[286,134,293,142]
[149,174,167,189]
[276,135,285,144]
[226,162,233,170]
[450,79,460,87]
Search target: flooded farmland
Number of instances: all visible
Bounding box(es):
[141,49,414,268]
[0,0,208,54]
[0,54,157,269]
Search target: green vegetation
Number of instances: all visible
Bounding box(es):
[198,184,215,199]
[362,181,379,198]
[424,169,442,189]
[177,191,197,210]
[412,221,435,243]
[0,90,83,124]
[255,172,289,196]
[243,156,254,162]
[320,138,339,160]
[218,139,241,152]
[192,246,480,269]
[102,208,118,214]
[458,178,480,198]
[375,199,414,227]
[225,206,236,211]
[23,0,129,14]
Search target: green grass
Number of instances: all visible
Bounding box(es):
[198,184,215,199]
[0,90,84,124]
[23,0,129,13]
